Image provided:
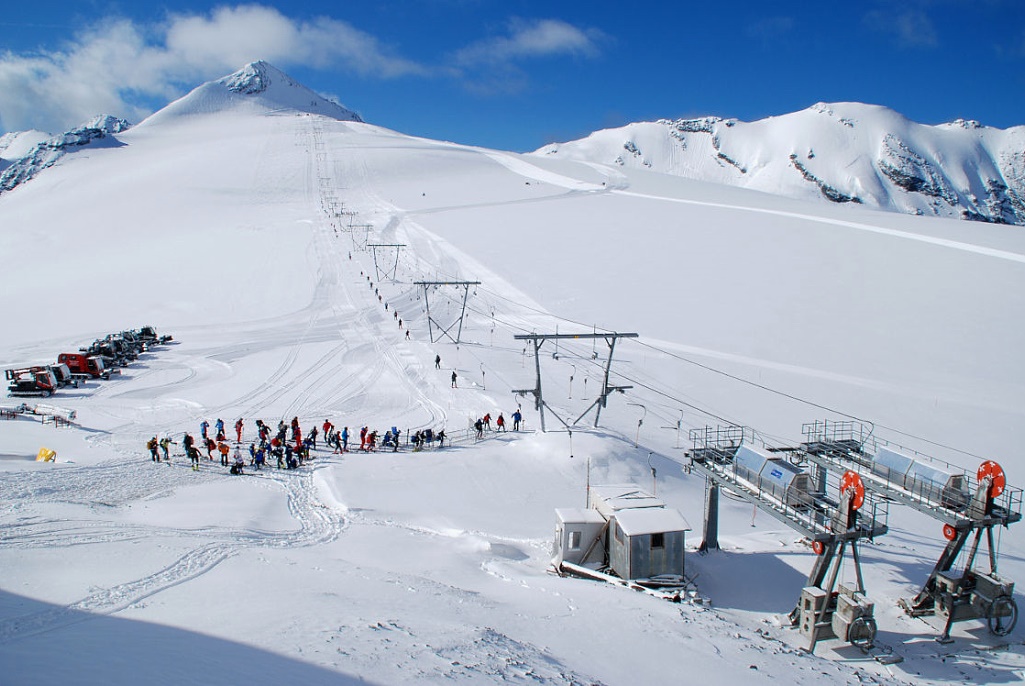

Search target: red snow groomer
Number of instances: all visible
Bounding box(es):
[5,367,58,397]
[57,352,112,380]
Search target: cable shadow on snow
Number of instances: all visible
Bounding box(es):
[0,589,375,686]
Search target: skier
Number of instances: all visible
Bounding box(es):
[483,413,491,431]
[359,426,368,451]
[341,426,350,452]
[474,418,484,440]
[200,419,210,440]
[309,426,318,450]
[451,371,457,388]
[184,432,199,470]
[215,418,225,440]
[496,414,506,432]
[512,409,522,431]
[435,354,441,369]
[218,441,230,466]
[437,430,446,448]
[147,436,159,462]
[159,436,175,461]
[235,418,244,443]
[322,419,334,439]
[392,428,401,452]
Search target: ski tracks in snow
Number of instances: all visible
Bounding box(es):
[0,457,347,645]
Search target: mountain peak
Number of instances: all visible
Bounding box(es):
[139,61,362,126]
[220,60,286,96]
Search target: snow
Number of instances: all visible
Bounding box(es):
[535,102,1025,225]
[0,64,1023,685]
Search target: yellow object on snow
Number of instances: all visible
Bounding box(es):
[36,447,56,462]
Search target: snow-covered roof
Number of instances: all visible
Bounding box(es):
[556,508,605,525]
[614,507,691,536]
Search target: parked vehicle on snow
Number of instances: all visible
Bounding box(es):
[5,367,57,397]
[81,340,129,367]
[57,353,112,379]
[48,362,80,388]
[136,325,173,345]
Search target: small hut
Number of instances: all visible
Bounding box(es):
[555,484,691,582]
[552,508,606,568]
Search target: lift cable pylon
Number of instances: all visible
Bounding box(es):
[414,281,481,345]
[348,223,372,251]
[686,425,887,653]
[797,419,1021,640]
[512,332,637,433]
[368,243,406,282]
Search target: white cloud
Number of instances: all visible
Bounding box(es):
[163,5,424,77]
[454,18,604,67]
[0,5,426,133]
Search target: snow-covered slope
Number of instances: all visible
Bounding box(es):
[0,129,51,170]
[535,102,1025,226]
[138,60,362,127]
[0,65,1023,685]
[0,115,130,192]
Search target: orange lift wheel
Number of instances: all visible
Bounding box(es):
[812,540,825,555]
[840,470,865,511]
[978,460,1007,499]
[942,523,957,541]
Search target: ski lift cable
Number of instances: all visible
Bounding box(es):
[631,339,990,462]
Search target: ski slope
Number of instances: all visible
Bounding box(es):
[0,65,1023,685]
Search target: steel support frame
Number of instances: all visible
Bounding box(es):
[416,281,481,345]
[368,243,405,282]
[512,332,637,433]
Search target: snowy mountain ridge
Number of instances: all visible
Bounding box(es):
[0,115,131,193]
[0,62,362,195]
[535,102,1025,226]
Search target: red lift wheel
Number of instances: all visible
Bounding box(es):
[942,523,957,541]
[978,461,1006,499]
[812,540,825,555]
[840,470,865,511]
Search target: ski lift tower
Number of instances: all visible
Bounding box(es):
[350,223,373,251]
[512,332,637,433]
[687,425,888,653]
[414,280,481,345]
[799,419,1021,641]
[367,243,406,282]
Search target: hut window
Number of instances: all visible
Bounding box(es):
[569,530,582,550]
[651,533,664,549]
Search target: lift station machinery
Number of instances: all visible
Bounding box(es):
[687,425,888,652]
[800,420,1021,642]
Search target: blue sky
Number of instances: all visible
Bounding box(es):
[1,1,1023,151]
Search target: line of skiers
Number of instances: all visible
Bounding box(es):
[472,409,522,439]
[149,414,463,471]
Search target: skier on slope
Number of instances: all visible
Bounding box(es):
[159,436,175,461]
[235,418,244,443]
